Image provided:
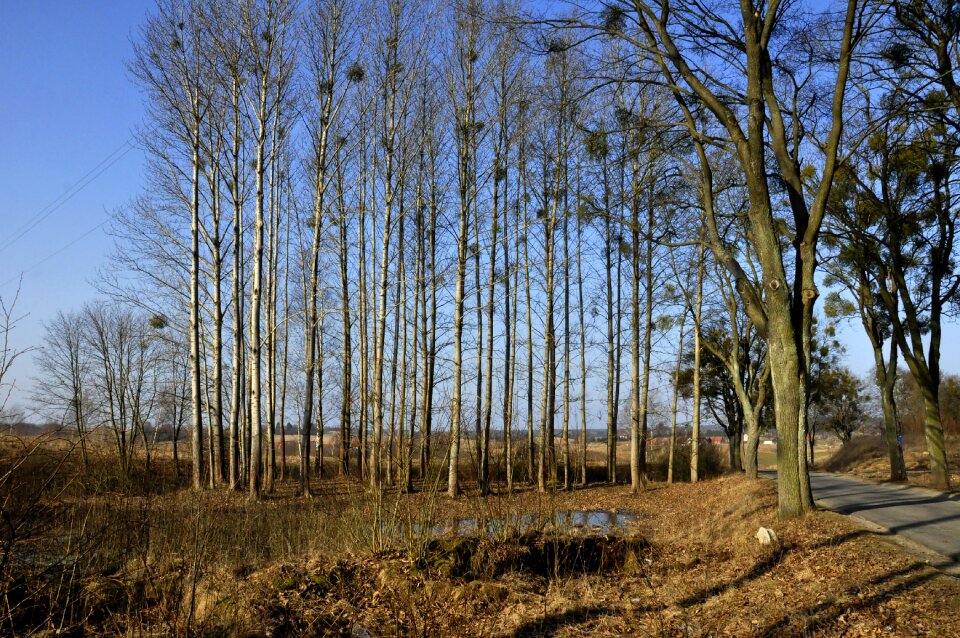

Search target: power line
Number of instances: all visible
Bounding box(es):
[0,219,109,288]
[0,138,136,254]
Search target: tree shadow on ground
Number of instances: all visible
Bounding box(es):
[757,561,937,636]
[818,504,960,560]
[508,604,613,637]
[822,492,960,514]
[676,528,885,609]
[677,546,790,608]
[887,512,960,538]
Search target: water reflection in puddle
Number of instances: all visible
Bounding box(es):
[425,510,637,538]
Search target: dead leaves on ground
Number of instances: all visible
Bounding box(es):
[200,477,960,637]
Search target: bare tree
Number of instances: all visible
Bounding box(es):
[589,0,864,516]
[83,304,162,475]
[130,0,218,490]
[33,311,92,466]
[240,0,295,500]
[447,0,484,497]
[0,285,30,424]
[301,0,357,496]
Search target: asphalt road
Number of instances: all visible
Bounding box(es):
[807,472,960,564]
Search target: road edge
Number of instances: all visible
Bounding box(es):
[760,470,960,578]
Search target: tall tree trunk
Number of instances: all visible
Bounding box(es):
[265,141,279,494]
[876,337,905,481]
[190,147,204,491]
[300,195,320,494]
[474,201,485,490]
[629,156,643,494]
[202,337,215,488]
[391,202,408,487]
[371,157,395,490]
[691,239,705,483]
[397,231,409,488]
[449,12,479,498]
[210,167,225,486]
[337,163,352,477]
[420,171,438,480]
[857,279,906,482]
[248,134,266,499]
[279,193,290,482]
[539,190,557,492]
[481,160,499,496]
[503,155,517,493]
[246,4,287,500]
[301,99,334,494]
[228,80,244,491]
[881,257,950,489]
[357,134,370,481]
[613,219,624,484]
[605,175,616,484]
[387,252,403,486]
[577,206,588,486]
[524,169,535,485]
[370,18,401,490]
[406,176,423,493]
[316,306,325,478]
[449,187,468,498]
[562,176,572,491]
[668,313,687,484]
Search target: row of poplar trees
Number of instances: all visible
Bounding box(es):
[109,0,959,518]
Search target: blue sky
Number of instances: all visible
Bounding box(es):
[0,0,956,416]
[0,0,151,410]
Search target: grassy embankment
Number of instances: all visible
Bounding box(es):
[819,434,960,492]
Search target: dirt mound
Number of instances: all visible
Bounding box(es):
[223,530,651,636]
[422,531,649,580]
[820,436,887,472]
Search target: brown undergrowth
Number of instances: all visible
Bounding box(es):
[190,478,960,637]
[3,435,959,636]
[630,476,960,637]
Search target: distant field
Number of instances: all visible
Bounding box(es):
[754,439,842,470]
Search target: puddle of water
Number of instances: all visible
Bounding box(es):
[418,510,637,538]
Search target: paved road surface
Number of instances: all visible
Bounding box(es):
[806,472,960,565]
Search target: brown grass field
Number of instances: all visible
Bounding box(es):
[2,432,959,636]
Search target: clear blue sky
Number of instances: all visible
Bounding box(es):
[0,0,150,412]
[0,0,956,418]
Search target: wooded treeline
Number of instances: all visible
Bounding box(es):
[27,0,960,517]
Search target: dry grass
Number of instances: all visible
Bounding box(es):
[176,478,960,637]
[820,436,889,473]
[627,477,960,637]
[4,434,960,636]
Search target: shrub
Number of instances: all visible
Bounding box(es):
[646,433,727,482]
